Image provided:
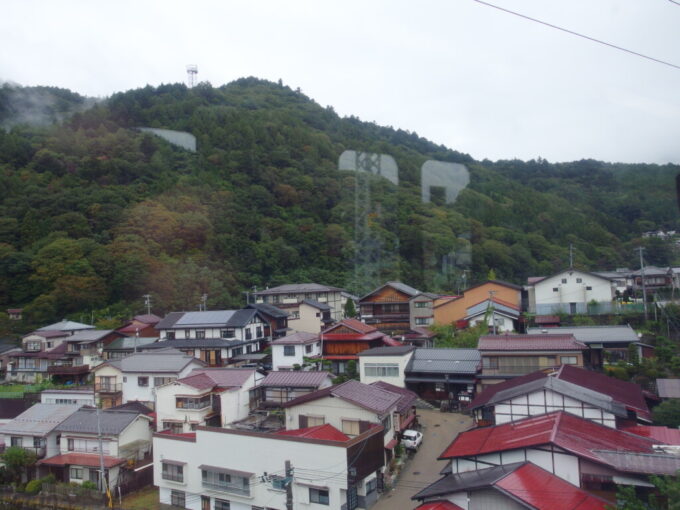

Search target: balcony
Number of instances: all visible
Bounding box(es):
[47,365,90,376]
[95,382,122,393]
[201,481,250,496]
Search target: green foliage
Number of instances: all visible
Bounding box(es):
[653,400,680,428]
[1,446,36,483]
[344,299,357,318]
[80,480,98,490]
[609,473,680,509]
[432,322,488,348]
[24,478,43,495]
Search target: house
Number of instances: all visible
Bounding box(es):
[41,388,95,407]
[526,268,616,315]
[282,380,400,451]
[370,381,418,433]
[270,332,321,371]
[0,404,81,461]
[402,327,437,348]
[631,266,672,290]
[246,302,289,340]
[252,282,346,321]
[116,314,161,338]
[155,368,263,433]
[462,297,520,333]
[413,462,610,510]
[55,329,124,376]
[320,319,399,375]
[526,325,645,368]
[359,281,421,334]
[256,371,334,408]
[6,308,22,320]
[404,348,480,405]
[477,333,587,391]
[7,343,87,384]
[358,345,416,388]
[153,421,385,510]
[409,293,440,329]
[153,309,267,365]
[287,299,334,334]
[36,319,95,334]
[103,336,158,360]
[433,280,522,327]
[437,411,680,500]
[92,348,205,409]
[37,408,153,490]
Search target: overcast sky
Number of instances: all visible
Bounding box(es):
[2,0,679,164]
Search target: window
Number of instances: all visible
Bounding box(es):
[196,330,206,339]
[256,327,262,337]
[586,286,592,290]
[482,357,499,369]
[163,422,184,434]
[176,395,211,409]
[306,415,325,427]
[170,490,185,507]
[561,356,578,365]
[283,345,296,357]
[70,467,83,480]
[154,376,175,387]
[10,437,21,447]
[290,311,300,320]
[415,317,431,325]
[215,500,231,510]
[552,287,559,292]
[162,462,184,482]
[341,419,360,436]
[364,363,399,377]
[221,329,236,338]
[309,488,329,505]
[123,376,127,383]
[25,341,41,351]
[33,437,44,448]
[138,377,149,387]
[381,414,391,435]
[576,278,583,283]
[232,347,243,356]
[67,439,74,451]
[561,278,567,283]
[366,478,377,494]
[166,331,175,340]
[414,301,430,308]
[202,469,250,496]
[305,344,313,354]
[245,329,252,340]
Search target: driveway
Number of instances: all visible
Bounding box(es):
[371,409,473,510]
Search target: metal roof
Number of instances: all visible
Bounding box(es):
[323,319,377,334]
[141,338,255,350]
[67,329,116,344]
[301,299,331,310]
[478,334,586,351]
[175,310,235,326]
[104,336,158,351]
[253,283,344,295]
[260,371,333,388]
[657,378,680,398]
[276,424,349,441]
[406,348,480,375]
[55,408,143,435]
[271,332,318,345]
[359,281,420,301]
[37,320,94,332]
[526,325,639,344]
[591,450,680,475]
[100,348,202,373]
[157,309,261,329]
[1,404,81,436]
[465,299,519,318]
[246,303,289,318]
[414,502,464,510]
[178,368,257,390]
[370,381,418,413]
[414,463,527,500]
[358,346,415,356]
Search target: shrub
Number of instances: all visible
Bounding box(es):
[24,479,42,495]
[81,480,97,490]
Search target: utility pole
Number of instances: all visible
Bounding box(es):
[636,247,648,322]
[96,406,110,506]
[201,294,208,311]
[285,460,293,510]
[569,243,574,268]
[143,294,152,315]
[489,290,497,334]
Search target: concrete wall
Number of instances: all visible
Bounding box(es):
[359,352,413,388]
[532,270,614,314]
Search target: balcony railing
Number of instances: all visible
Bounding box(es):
[202,481,249,496]
[95,383,122,393]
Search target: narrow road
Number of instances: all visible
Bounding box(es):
[371,409,473,510]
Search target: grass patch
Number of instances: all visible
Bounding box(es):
[121,486,160,510]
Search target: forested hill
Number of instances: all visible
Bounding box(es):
[0,78,677,328]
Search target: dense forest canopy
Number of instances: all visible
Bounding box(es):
[0,78,677,328]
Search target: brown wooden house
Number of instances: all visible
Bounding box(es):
[359,281,421,335]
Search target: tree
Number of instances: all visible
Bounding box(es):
[652,400,680,428]
[344,299,357,318]
[2,446,36,484]
[609,473,680,509]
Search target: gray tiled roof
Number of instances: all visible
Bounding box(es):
[37,320,94,332]
[55,408,143,435]
[67,329,116,344]
[413,463,525,500]
[406,348,480,375]
[157,309,261,329]
[104,337,158,351]
[1,404,81,436]
[260,371,333,388]
[155,312,185,330]
[247,303,289,318]
[301,299,331,310]
[360,281,420,301]
[526,325,639,344]
[358,346,415,356]
[141,338,257,350]
[271,332,318,345]
[101,348,202,373]
[253,283,344,295]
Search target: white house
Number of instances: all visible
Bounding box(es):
[270,332,321,371]
[153,422,385,510]
[527,268,616,315]
[41,388,95,407]
[0,404,81,461]
[155,368,263,433]
[463,298,519,333]
[155,309,267,345]
[252,283,346,321]
[38,408,153,489]
[287,300,334,334]
[358,345,415,388]
[257,371,334,408]
[92,348,205,409]
[282,380,400,450]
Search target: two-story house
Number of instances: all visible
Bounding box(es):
[433,280,522,327]
[152,309,267,366]
[257,371,334,408]
[270,332,321,371]
[0,404,81,463]
[477,333,587,392]
[37,408,153,490]
[359,281,421,334]
[358,345,416,388]
[116,314,162,338]
[252,283,346,321]
[92,348,205,409]
[246,303,289,340]
[155,368,263,432]
[526,268,616,315]
[287,300,334,334]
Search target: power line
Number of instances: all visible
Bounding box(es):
[472,0,680,71]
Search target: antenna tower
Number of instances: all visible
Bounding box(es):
[186,64,198,87]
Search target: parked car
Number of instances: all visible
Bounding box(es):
[401,429,423,450]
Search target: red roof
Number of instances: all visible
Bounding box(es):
[469,370,548,409]
[415,502,464,510]
[382,336,402,346]
[478,334,586,351]
[177,368,256,390]
[622,425,680,445]
[276,424,349,442]
[38,453,126,468]
[535,315,561,325]
[324,319,376,335]
[557,365,651,421]
[439,411,657,466]
[495,463,609,510]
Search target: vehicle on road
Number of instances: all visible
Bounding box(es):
[401,429,423,450]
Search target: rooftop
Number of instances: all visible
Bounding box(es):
[478,333,586,351]
[246,303,289,318]
[260,371,333,388]
[358,345,415,356]
[253,283,344,295]
[270,332,318,345]
[176,368,257,390]
[37,320,94,332]
[526,325,639,344]
[406,348,480,375]
[275,424,349,442]
[156,309,262,330]
[359,281,420,301]
[100,348,202,373]
[370,381,418,414]
[2,403,81,436]
[55,408,144,435]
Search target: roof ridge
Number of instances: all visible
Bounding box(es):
[550,411,563,443]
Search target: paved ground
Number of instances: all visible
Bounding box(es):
[372,409,473,510]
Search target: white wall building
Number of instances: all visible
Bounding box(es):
[41,388,95,407]
[252,283,346,321]
[358,346,415,388]
[153,423,385,510]
[270,332,321,371]
[155,368,263,433]
[527,269,615,315]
